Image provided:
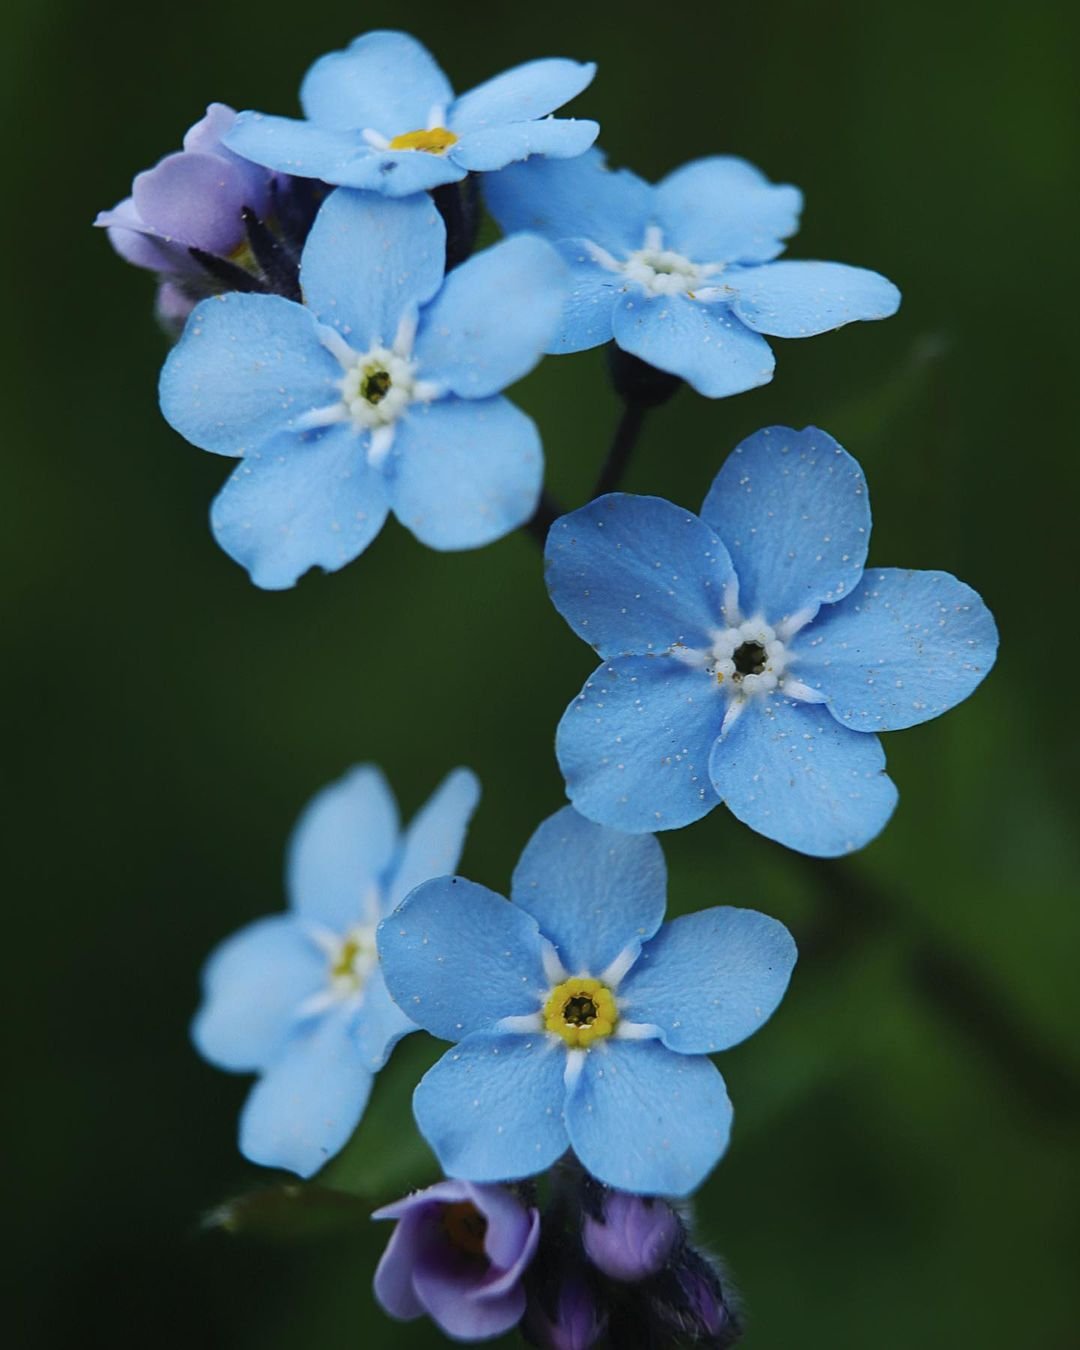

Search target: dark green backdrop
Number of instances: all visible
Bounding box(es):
[8,1,1078,1346]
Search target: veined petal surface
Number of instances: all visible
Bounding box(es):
[299,30,453,133]
[450,58,596,132]
[655,156,803,265]
[730,260,900,337]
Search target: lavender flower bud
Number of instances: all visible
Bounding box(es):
[582,1189,681,1282]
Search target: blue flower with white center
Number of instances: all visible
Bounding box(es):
[378,806,796,1197]
[485,150,900,398]
[547,426,998,856]
[192,764,479,1177]
[223,30,599,198]
[159,187,567,588]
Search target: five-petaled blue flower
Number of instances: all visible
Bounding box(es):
[378,806,795,1197]
[159,187,567,588]
[224,30,599,198]
[192,764,479,1177]
[547,426,998,856]
[486,149,900,398]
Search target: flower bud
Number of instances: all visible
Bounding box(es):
[523,1271,607,1350]
[582,1189,681,1282]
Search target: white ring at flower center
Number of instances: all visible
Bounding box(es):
[709,620,791,694]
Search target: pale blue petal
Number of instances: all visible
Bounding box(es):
[354,967,417,1071]
[159,294,341,457]
[451,118,599,173]
[450,58,596,133]
[390,397,542,550]
[384,768,482,913]
[221,115,376,186]
[565,1040,732,1197]
[620,908,796,1053]
[299,31,453,133]
[510,806,667,975]
[378,878,547,1041]
[730,261,901,337]
[300,189,446,345]
[320,146,466,196]
[545,493,735,659]
[655,156,803,265]
[287,764,400,930]
[210,424,390,591]
[794,568,998,732]
[413,235,567,398]
[547,245,621,352]
[239,1003,373,1177]
[556,656,724,833]
[483,148,652,253]
[700,425,871,623]
[414,1033,568,1182]
[192,916,325,1072]
[710,697,898,857]
[612,294,775,398]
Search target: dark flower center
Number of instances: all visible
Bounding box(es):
[361,368,392,404]
[442,1201,488,1257]
[733,640,767,678]
[563,994,599,1026]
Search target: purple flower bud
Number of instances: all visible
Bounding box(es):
[523,1272,607,1350]
[582,1189,681,1282]
[373,1180,540,1341]
[95,104,275,271]
[651,1248,741,1347]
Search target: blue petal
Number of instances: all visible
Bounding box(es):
[378,878,547,1041]
[451,58,596,133]
[390,397,542,550]
[510,806,667,975]
[221,116,380,187]
[210,424,390,590]
[384,768,481,912]
[556,656,724,833]
[700,425,871,623]
[730,261,901,337]
[483,148,652,253]
[611,295,775,398]
[239,1003,373,1177]
[547,245,621,353]
[452,118,599,173]
[324,148,466,196]
[620,908,797,1053]
[287,764,400,931]
[413,1032,569,1182]
[413,235,568,398]
[565,1040,732,1197]
[655,156,803,265]
[300,189,446,346]
[793,568,998,732]
[710,697,898,856]
[159,294,341,457]
[192,916,325,1072]
[545,493,736,660]
[299,31,453,134]
[354,967,418,1072]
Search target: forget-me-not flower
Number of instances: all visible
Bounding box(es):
[224,30,599,198]
[547,426,998,856]
[160,187,567,587]
[192,764,479,1177]
[486,150,900,398]
[378,806,796,1197]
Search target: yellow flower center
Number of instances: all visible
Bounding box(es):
[388,126,459,155]
[543,976,618,1048]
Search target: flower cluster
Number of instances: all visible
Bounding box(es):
[98,25,999,1349]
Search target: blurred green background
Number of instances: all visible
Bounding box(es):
[7,0,1079,1345]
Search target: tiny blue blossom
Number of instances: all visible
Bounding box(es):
[485,150,900,397]
[192,764,479,1177]
[547,426,999,855]
[378,807,796,1197]
[159,187,567,587]
[224,30,599,198]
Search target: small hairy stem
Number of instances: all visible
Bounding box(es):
[593,399,650,498]
[432,176,481,272]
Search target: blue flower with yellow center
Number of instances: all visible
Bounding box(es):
[546,425,999,855]
[223,29,599,198]
[378,807,795,1196]
[485,148,900,398]
[192,764,479,1177]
